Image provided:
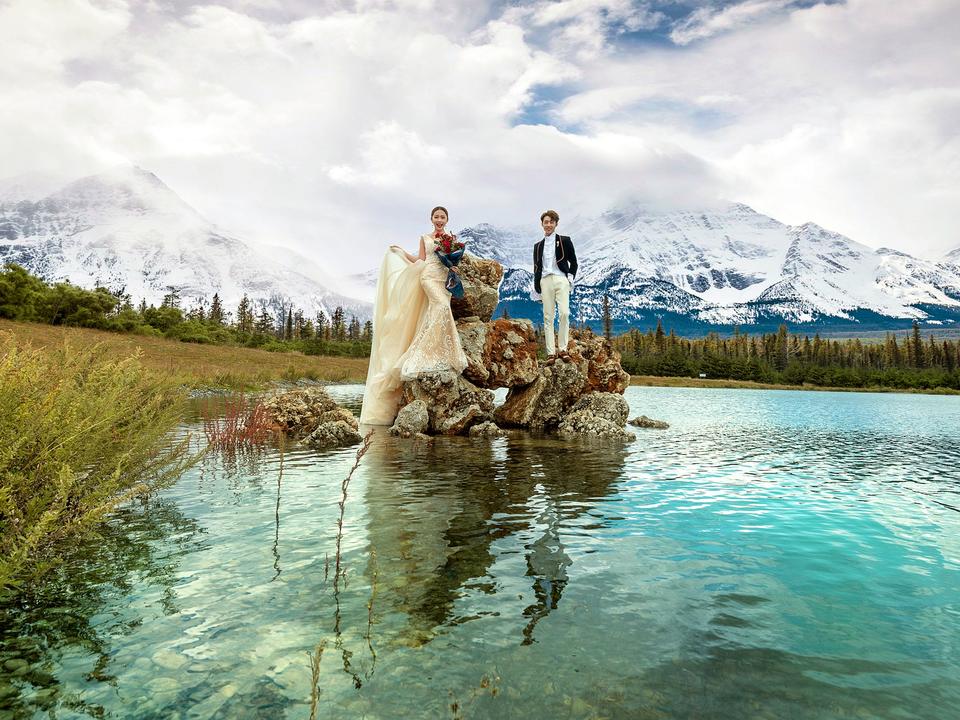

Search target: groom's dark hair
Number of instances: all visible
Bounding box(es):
[540,210,559,223]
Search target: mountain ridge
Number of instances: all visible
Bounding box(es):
[462,204,960,332]
[0,166,371,321]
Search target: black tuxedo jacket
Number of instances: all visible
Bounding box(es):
[533,234,578,294]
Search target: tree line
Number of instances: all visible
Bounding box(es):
[613,318,960,390]
[0,263,371,357]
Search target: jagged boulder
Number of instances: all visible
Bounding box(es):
[567,392,630,426]
[305,421,363,449]
[316,407,360,429]
[390,399,430,437]
[494,357,588,429]
[400,370,495,435]
[468,421,507,439]
[558,393,634,440]
[630,415,670,429]
[262,387,348,438]
[457,317,539,389]
[262,387,362,448]
[558,414,634,440]
[450,255,503,322]
[568,331,630,394]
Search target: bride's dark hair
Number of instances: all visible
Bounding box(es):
[430,206,449,220]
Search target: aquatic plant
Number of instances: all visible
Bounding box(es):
[308,639,328,720]
[199,392,279,450]
[0,334,196,595]
[308,430,376,712]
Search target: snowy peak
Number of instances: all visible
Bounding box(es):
[0,167,371,320]
[41,166,206,227]
[466,201,960,328]
[458,223,533,269]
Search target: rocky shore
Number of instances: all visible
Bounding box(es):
[264,254,665,447]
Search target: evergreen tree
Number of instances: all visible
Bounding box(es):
[284,308,293,340]
[362,320,373,342]
[332,306,346,341]
[236,295,253,333]
[602,292,612,341]
[161,286,181,309]
[209,293,224,325]
[316,311,328,340]
[255,308,273,335]
[912,320,925,368]
[293,309,305,339]
[774,323,789,370]
[187,301,206,322]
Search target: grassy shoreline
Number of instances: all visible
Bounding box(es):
[3,319,958,396]
[0,319,369,388]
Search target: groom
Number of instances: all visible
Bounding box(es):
[532,210,578,361]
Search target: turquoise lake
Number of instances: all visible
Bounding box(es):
[2,386,960,719]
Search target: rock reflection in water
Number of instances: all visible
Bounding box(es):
[361,432,628,647]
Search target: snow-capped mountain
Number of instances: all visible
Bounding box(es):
[0,167,370,320]
[945,246,960,267]
[461,203,960,332]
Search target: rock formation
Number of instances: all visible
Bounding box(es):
[558,393,634,440]
[457,316,539,389]
[381,255,644,440]
[262,387,362,448]
[450,255,503,322]
[396,370,495,435]
[389,399,429,438]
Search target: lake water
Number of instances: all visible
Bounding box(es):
[2,386,960,719]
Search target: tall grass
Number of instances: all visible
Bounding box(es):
[0,333,196,595]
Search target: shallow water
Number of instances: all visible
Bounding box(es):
[2,386,960,719]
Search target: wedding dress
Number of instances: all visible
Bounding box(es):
[360,235,469,425]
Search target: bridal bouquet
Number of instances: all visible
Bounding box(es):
[434,231,466,298]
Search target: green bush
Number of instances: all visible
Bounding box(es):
[0,333,198,596]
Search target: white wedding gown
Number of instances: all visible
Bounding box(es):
[360,236,469,425]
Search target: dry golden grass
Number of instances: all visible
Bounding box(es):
[629,374,960,395]
[0,319,369,388]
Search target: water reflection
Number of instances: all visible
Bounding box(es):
[3,386,960,719]
[361,432,629,646]
[0,497,205,718]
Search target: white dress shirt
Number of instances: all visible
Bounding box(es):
[542,233,561,278]
[531,233,573,300]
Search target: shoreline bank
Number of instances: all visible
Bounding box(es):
[629,374,960,395]
[4,320,957,396]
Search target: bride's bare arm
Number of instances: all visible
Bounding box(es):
[390,238,425,263]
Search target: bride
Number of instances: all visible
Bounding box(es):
[359,206,469,425]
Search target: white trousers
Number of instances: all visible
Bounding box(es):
[541,273,571,355]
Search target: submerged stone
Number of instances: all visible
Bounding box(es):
[629,415,670,429]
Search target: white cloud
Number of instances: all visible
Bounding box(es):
[557,0,960,256]
[670,0,793,45]
[0,0,957,279]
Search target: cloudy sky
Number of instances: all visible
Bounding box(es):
[1,0,958,277]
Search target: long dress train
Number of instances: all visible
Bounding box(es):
[360,238,468,425]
